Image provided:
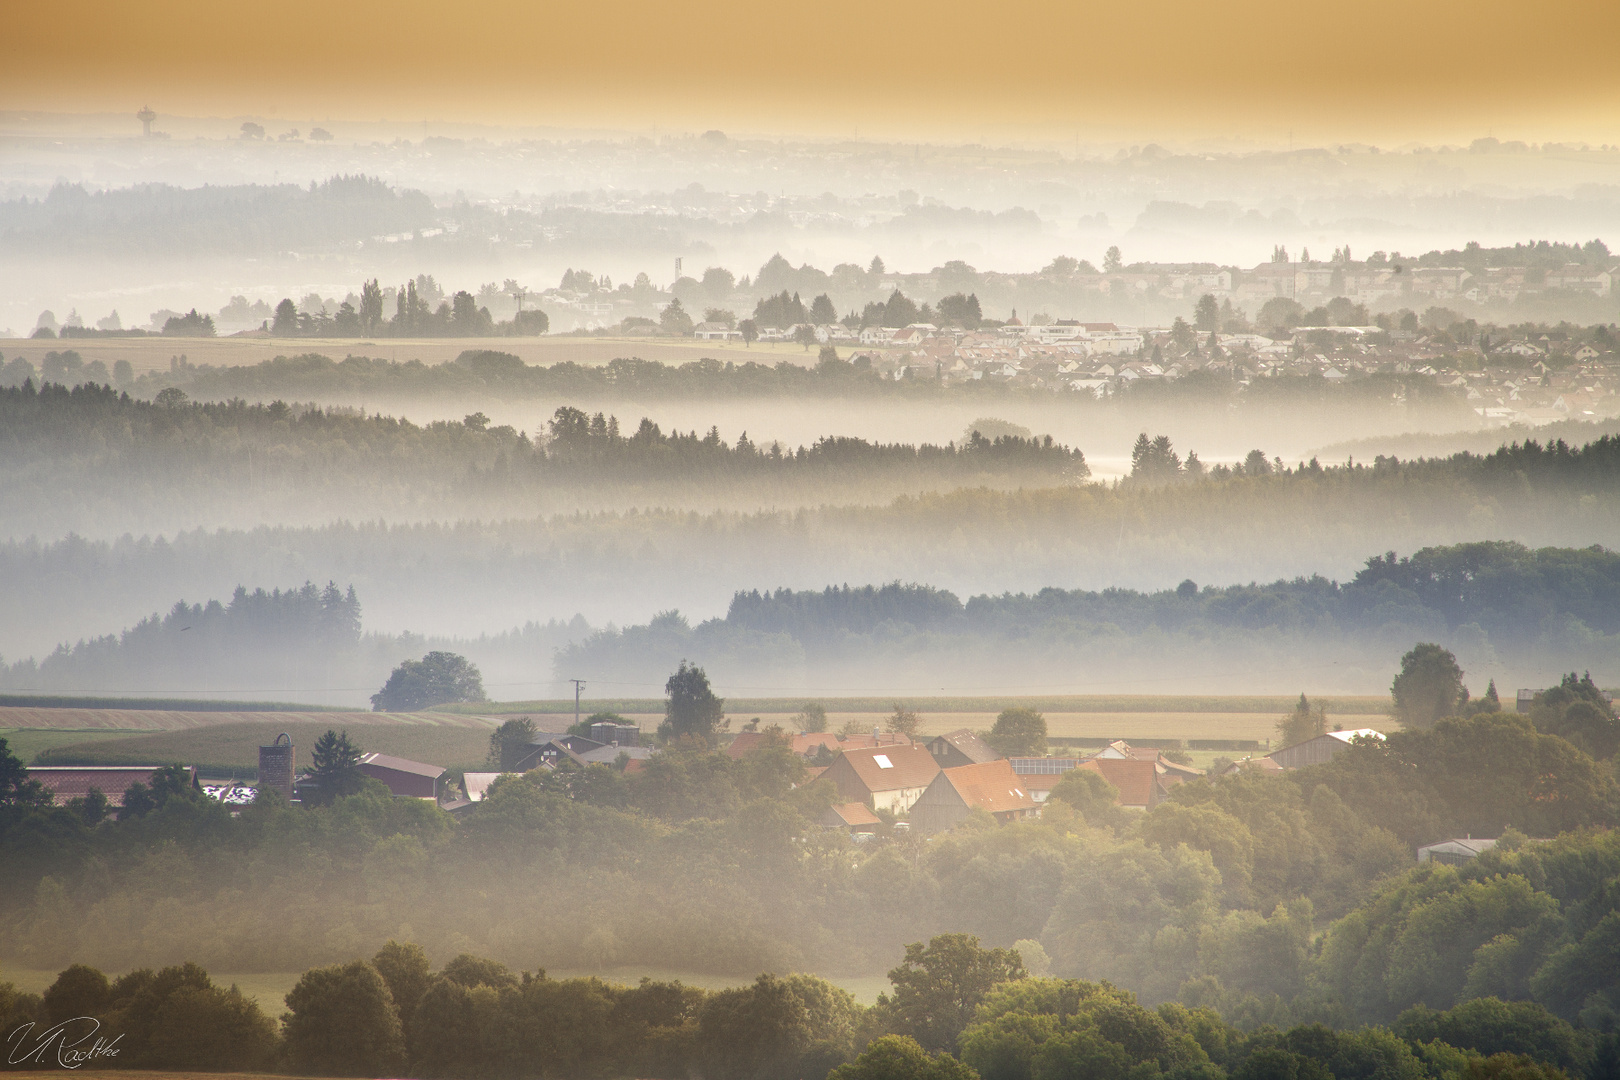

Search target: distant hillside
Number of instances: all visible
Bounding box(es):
[0,175,435,256]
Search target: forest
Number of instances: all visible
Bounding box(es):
[1,667,1617,1078]
[555,541,1620,694]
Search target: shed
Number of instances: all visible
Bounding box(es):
[910,760,1038,835]
[358,753,446,800]
[1267,729,1384,770]
[819,802,882,834]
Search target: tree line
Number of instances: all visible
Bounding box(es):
[0,935,1599,1080]
[558,541,1620,689]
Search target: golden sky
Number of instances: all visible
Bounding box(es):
[7,0,1620,143]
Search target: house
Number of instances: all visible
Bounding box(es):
[693,321,741,340]
[1074,758,1169,810]
[358,753,446,800]
[27,765,198,807]
[926,729,1000,768]
[910,760,1039,835]
[1008,757,1082,802]
[1417,837,1497,865]
[819,802,882,835]
[819,743,940,813]
[510,731,607,771]
[1267,729,1384,770]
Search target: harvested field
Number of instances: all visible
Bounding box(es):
[0,706,488,731]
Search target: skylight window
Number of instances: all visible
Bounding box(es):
[874,754,893,769]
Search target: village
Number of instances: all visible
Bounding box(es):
[18,705,1512,867]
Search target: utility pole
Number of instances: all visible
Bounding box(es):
[570,679,586,731]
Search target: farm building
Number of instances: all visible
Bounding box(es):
[1267,729,1384,770]
[27,765,197,807]
[357,753,446,800]
[820,743,940,813]
[910,760,1038,835]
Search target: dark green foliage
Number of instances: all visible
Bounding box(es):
[988,708,1048,757]
[372,939,433,1041]
[372,650,485,711]
[0,736,49,806]
[1529,673,1619,759]
[659,660,726,746]
[283,959,406,1076]
[1046,768,1123,828]
[1395,999,1593,1077]
[488,716,539,769]
[880,934,1028,1052]
[116,762,201,820]
[1392,645,1466,730]
[697,973,864,1080]
[831,1034,982,1080]
[306,728,364,804]
[41,963,110,1024]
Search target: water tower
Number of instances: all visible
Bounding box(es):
[136,105,157,137]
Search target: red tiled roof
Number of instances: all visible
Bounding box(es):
[28,766,193,807]
[726,730,912,760]
[933,760,1037,814]
[826,743,940,796]
[1076,758,1161,808]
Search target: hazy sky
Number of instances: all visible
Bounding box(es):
[8,0,1619,145]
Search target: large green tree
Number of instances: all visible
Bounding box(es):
[372,651,485,711]
[307,728,364,804]
[487,717,538,770]
[986,708,1047,757]
[880,934,1027,1053]
[1392,643,1465,730]
[659,660,725,746]
[283,960,405,1076]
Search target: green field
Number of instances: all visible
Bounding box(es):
[0,728,146,762]
[32,719,500,778]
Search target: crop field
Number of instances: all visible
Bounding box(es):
[0,706,488,732]
[31,718,499,776]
